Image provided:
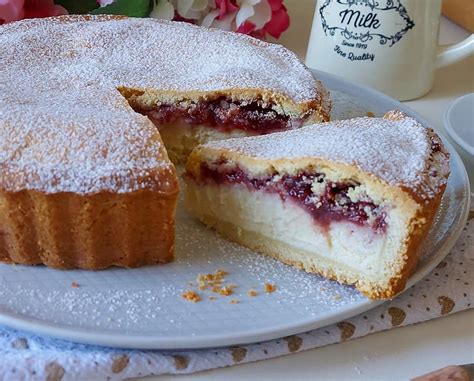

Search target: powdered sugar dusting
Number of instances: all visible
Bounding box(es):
[205,113,450,200]
[0,16,325,194]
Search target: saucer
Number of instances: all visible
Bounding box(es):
[444,93,474,157]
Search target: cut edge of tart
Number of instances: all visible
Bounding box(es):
[122,84,331,164]
[184,110,450,299]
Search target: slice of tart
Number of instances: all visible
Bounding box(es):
[184,111,450,299]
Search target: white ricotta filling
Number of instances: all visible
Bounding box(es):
[185,182,403,278]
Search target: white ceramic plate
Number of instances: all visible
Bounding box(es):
[0,70,470,349]
[444,93,474,156]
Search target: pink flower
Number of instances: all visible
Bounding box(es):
[262,0,289,38]
[0,0,67,24]
[215,0,238,20]
[236,19,255,34]
[236,0,271,31]
[23,0,67,19]
[232,0,289,39]
[0,0,24,23]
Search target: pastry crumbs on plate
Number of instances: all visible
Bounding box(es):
[230,299,239,304]
[208,296,217,300]
[216,269,229,277]
[71,281,80,288]
[219,286,235,296]
[196,269,229,290]
[247,290,257,297]
[182,290,201,303]
[367,111,375,117]
[264,283,276,293]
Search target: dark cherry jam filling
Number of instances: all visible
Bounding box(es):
[198,164,387,233]
[134,97,304,134]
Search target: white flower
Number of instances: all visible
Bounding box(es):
[204,11,236,30]
[150,0,277,36]
[235,0,271,29]
[98,0,115,6]
[202,0,272,32]
[172,0,211,20]
[200,9,220,27]
[150,0,175,20]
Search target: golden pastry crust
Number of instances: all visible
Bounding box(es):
[0,189,178,269]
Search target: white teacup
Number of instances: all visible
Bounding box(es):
[305,0,474,100]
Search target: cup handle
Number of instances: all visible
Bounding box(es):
[436,34,474,68]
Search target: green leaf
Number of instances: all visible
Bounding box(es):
[90,0,153,17]
[55,0,99,14]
